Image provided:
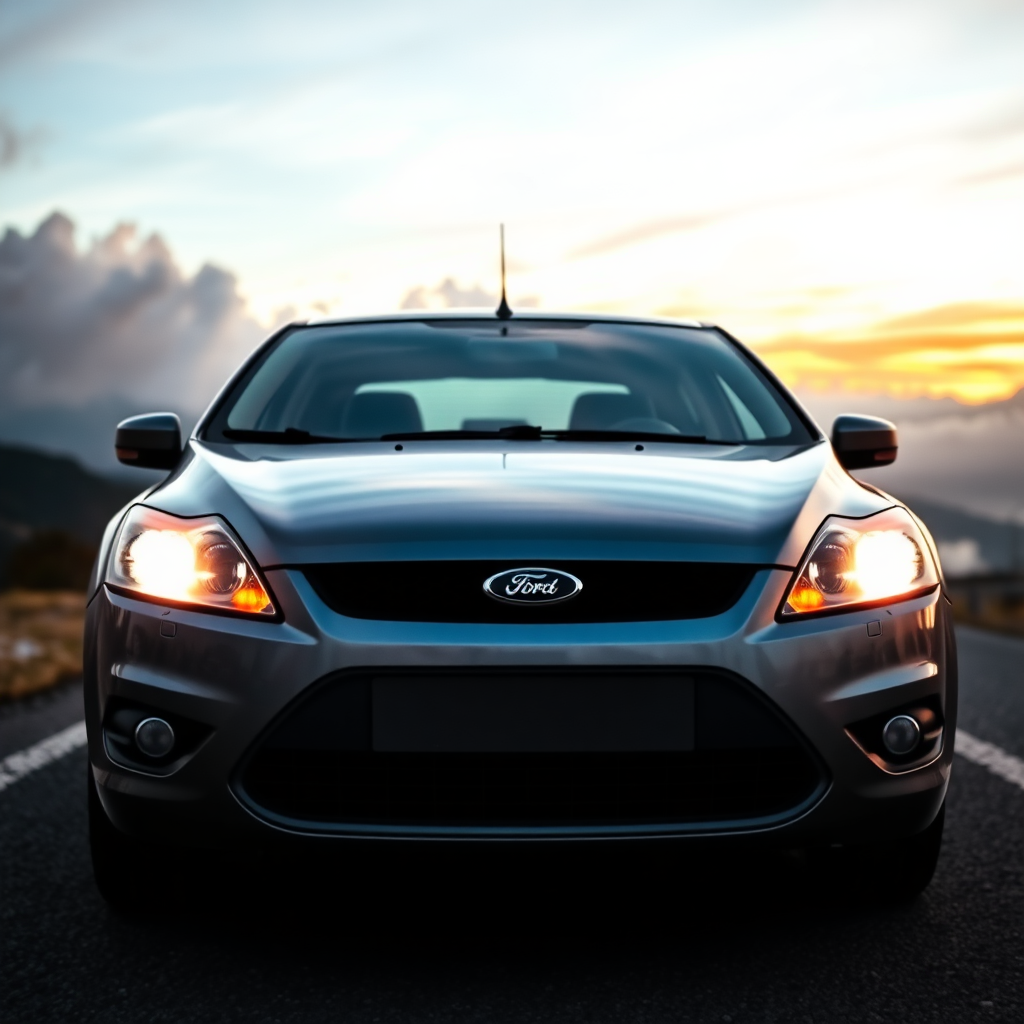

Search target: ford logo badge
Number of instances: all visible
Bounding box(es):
[483,567,583,605]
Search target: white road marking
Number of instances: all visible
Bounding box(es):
[0,721,1022,797]
[0,721,88,793]
[956,730,1024,792]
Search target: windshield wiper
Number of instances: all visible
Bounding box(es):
[381,425,544,441]
[382,426,709,443]
[225,425,711,445]
[221,427,353,444]
[542,429,708,443]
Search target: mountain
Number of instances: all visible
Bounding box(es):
[796,388,1024,523]
[0,398,188,479]
[899,496,1024,577]
[0,444,147,588]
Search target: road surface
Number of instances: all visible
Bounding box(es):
[1,625,1021,1023]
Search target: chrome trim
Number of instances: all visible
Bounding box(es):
[482,567,583,605]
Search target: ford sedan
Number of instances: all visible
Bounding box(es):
[85,312,954,908]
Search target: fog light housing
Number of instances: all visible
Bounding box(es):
[882,714,921,756]
[135,717,175,759]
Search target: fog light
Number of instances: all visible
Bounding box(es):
[882,714,920,756]
[135,717,175,758]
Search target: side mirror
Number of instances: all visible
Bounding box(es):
[115,413,182,470]
[831,414,897,470]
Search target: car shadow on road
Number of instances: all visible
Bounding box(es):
[135,840,910,961]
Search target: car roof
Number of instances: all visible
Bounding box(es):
[303,309,712,330]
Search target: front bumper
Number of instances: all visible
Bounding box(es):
[85,566,955,849]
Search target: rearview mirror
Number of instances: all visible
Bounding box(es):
[115,413,182,470]
[831,414,897,470]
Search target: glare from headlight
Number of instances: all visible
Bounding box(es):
[109,506,275,616]
[124,530,197,599]
[851,531,923,599]
[781,507,938,618]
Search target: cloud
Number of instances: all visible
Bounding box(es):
[0,212,265,413]
[953,159,1024,188]
[400,276,497,310]
[0,113,45,169]
[754,300,1024,403]
[796,387,1024,524]
[936,538,989,576]
[0,0,130,67]
[568,210,736,261]
[400,276,542,312]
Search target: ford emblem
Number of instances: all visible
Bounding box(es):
[483,567,583,605]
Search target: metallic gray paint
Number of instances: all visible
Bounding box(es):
[85,554,953,845]
[85,314,953,850]
[112,437,886,570]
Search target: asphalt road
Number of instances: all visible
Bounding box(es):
[1,625,1021,1024]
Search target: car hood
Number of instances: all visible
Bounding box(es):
[146,440,889,567]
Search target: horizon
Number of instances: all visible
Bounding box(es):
[3,0,1024,409]
[2,0,1023,531]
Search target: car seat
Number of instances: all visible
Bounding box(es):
[341,393,423,438]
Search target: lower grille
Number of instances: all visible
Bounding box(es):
[242,748,818,828]
[235,669,824,832]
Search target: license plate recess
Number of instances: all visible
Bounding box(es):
[372,673,694,752]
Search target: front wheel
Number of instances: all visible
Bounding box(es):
[88,767,187,914]
[870,801,946,902]
[817,801,946,904]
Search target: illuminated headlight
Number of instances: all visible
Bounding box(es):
[780,507,939,618]
[107,506,276,616]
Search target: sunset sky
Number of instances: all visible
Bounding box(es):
[2,0,1023,404]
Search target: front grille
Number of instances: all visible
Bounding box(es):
[302,561,759,622]
[235,669,824,832]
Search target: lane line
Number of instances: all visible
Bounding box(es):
[0,721,88,793]
[956,729,1024,792]
[0,722,1022,796]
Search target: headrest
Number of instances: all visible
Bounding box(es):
[568,392,652,431]
[461,418,528,432]
[341,392,423,438]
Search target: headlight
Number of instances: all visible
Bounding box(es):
[779,507,939,618]
[107,506,276,616]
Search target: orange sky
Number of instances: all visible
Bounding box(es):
[4,1,1023,410]
[751,302,1024,403]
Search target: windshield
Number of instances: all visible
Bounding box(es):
[205,319,814,445]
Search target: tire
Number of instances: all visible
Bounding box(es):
[88,767,165,914]
[868,800,946,902]
[818,801,946,904]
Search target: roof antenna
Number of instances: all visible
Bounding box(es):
[496,223,513,320]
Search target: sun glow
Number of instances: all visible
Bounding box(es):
[753,305,1024,405]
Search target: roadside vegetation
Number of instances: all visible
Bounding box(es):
[0,590,85,701]
[0,527,94,702]
[949,592,1024,638]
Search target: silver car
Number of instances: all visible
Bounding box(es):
[85,312,954,908]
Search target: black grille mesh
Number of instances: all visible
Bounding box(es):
[242,748,819,827]
[303,561,758,623]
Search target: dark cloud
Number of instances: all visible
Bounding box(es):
[0,212,264,414]
[0,0,130,66]
[797,387,1024,524]
[0,113,44,169]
